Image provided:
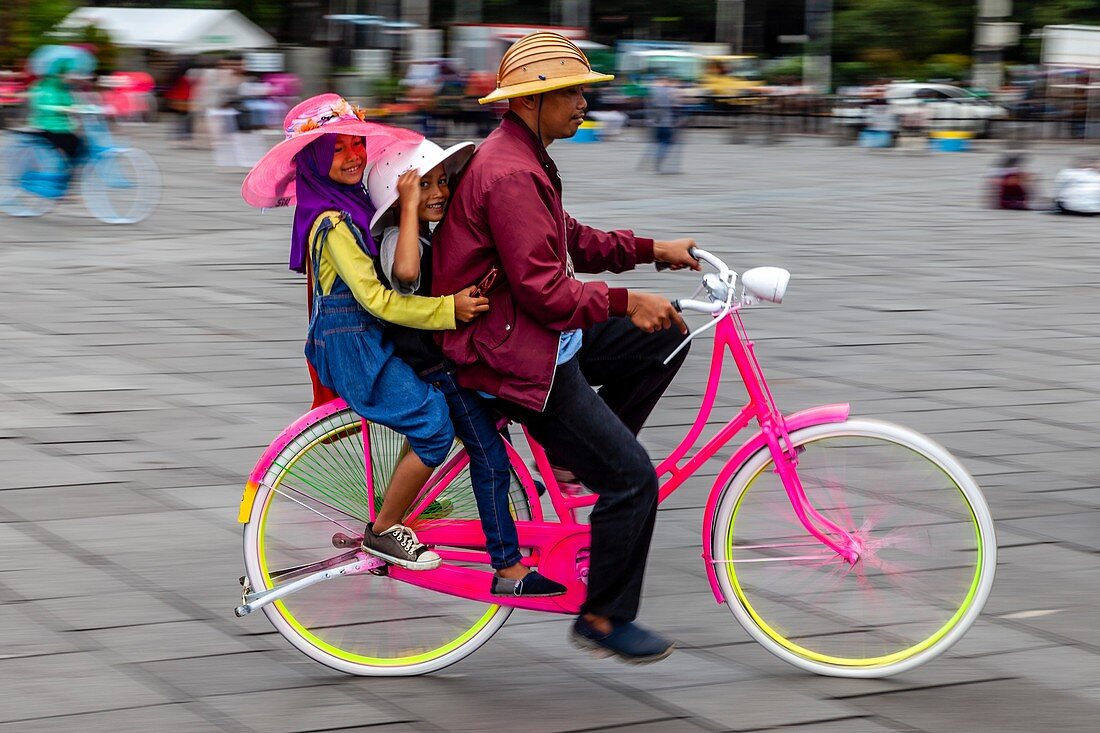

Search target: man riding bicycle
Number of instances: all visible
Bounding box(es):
[433,31,700,663]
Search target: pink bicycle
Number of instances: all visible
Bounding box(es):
[235,248,996,678]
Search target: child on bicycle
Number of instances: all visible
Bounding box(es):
[366,139,568,597]
[27,60,85,162]
[242,94,486,571]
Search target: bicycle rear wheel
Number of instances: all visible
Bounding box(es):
[712,418,995,678]
[241,406,533,676]
[0,139,65,217]
[81,147,161,224]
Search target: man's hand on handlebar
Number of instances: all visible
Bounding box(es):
[653,239,701,271]
[627,291,688,334]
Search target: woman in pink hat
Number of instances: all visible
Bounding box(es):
[242,94,489,570]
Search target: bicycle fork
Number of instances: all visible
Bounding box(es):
[762,421,862,566]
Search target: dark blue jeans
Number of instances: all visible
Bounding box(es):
[493,318,689,621]
[422,367,522,570]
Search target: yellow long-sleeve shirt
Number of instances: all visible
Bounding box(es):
[311,212,455,331]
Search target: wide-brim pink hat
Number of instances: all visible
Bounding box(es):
[241,93,422,209]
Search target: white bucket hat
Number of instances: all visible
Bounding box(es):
[367,139,476,234]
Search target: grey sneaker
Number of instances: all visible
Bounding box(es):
[361,522,441,570]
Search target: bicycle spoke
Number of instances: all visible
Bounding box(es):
[243,408,534,675]
[715,421,994,675]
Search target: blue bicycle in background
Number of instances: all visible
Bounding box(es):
[0,106,161,224]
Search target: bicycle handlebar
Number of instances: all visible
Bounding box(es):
[673,298,727,314]
[689,247,730,277]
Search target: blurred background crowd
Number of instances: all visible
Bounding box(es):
[3,1,1100,208]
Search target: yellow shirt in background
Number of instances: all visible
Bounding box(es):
[310,213,455,331]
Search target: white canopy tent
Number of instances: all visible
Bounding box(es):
[58,7,276,54]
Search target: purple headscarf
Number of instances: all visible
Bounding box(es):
[289,135,377,273]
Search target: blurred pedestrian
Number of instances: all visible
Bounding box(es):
[640,76,681,173]
[987,153,1031,210]
[207,55,246,166]
[165,57,195,139]
[861,98,898,148]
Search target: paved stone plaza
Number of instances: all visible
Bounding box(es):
[2,124,1099,732]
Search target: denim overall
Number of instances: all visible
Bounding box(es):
[303,213,454,468]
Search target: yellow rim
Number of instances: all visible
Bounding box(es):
[255,418,502,668]
[725,443,985,668]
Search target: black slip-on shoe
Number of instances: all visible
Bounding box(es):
[490,570,567,597]
[569,617,674,664]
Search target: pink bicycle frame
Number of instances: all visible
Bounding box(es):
[240,303,855,612]
[375,305,854,612]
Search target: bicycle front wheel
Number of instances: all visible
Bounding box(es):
[712,418,996,678]
[242,407,533,676]
[81,147,161,224]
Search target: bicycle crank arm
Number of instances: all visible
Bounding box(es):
[234,552,386,617]
[267,548,362,583]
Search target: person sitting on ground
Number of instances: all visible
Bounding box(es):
[1053,156,1100,216]
[988,153,1031,211]
[242,94,487,571]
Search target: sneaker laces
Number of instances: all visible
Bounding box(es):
[387,524,424,555]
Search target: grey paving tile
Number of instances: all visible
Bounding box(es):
[749,719,902,733]
[0,605,83,660]
[137,650,338,699]
[648,678,859,731]
[200,686,396,732]
[354,665,675,733]
[85,619,257,664]
[0,703,210,732]
[0,483,168,522]
[0,652,171,723]
[842,678,1100,733]
[41,590,202,632]
[972,644,1100,693]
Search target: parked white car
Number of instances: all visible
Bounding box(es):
[833,83,1008,135]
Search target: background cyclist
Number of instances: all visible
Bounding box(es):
[27,59,85,164]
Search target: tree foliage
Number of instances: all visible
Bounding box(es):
[834,0,973,64]
[0,0,75,69]
[1015,0,1100,29]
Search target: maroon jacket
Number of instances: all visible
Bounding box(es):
[433,112,655,411]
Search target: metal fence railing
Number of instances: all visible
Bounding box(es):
[675,95,1100,143]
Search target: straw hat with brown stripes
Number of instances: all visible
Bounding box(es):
[478,31,614,105]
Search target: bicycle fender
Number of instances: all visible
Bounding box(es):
[237,399,349,523]
[701,403,850,603]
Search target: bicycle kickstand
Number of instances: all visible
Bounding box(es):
[235,551,386,617]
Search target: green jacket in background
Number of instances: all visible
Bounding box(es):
[27,77,75,133]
